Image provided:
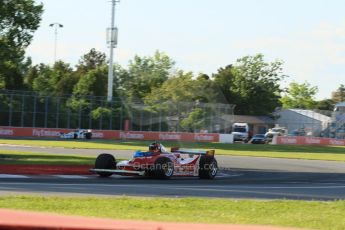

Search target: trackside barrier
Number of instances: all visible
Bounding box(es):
[274,136,345,146]
[0,127,221,143]
[220,134,234,143]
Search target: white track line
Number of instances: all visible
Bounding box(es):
[0,174,29,179]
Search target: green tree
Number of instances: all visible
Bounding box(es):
[194,73,226,103]
[143,71,197,129]
[213,65,237,104]
[144,71,223,132]
[180,108,205,132]
[144,71,195,104]
[145,71,222,105]
[332,84,345,103]
[214,54,285,115]
[53,61,78,96]
[91,107,112,120]
[76,48,107,73]
[32,64,54,95]
[31,61,76,96]
[315,99,335,111]
[119,51,175,101]
[280,82,318,109]
[23,64,39,89]
[73,65,108,97]
[0,0,43,89]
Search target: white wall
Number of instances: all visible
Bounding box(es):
[219,134,234,143]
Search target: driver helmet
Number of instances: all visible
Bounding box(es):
[149,142,161,152]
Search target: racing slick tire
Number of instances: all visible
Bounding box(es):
[199,156,218,179]
[95,153,116,178]
[85,132,92,139]
[154,157,174,179]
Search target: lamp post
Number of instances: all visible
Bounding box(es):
[49,23,63,63]
[107,0,120,102]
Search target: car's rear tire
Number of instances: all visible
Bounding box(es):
[85,132,92,139]
[154,158,174,179]
[95,153,116,178]
[199,156,218,179]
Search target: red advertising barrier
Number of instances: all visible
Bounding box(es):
[276,136,345,146]
[118,131,219,142]
[0,127,219,142]
[0,127,115,139]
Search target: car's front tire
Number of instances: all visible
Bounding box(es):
[154,158,174,179]
[95,153,116,178]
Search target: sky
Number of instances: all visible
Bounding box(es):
[27,0,345,100]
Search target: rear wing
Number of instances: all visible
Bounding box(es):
[171,147,215,156]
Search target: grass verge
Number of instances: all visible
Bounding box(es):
[0,196,344,230]
[0,139,345,162]
[0,150,94,165]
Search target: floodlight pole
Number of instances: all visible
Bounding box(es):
[49,23,63,63]
[107,0,120,102]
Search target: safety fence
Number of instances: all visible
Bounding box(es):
[0,90,235,133]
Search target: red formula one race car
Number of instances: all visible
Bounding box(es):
[90,142,218,179]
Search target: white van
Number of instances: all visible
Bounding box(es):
[232,123,249,142]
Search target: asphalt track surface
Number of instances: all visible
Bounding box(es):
[1,144,345,200]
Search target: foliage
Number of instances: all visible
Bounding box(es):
[315,99,336,111]
[144,71,223,106]
[281,82,318,109]
[332,84,345,103]
[144,71,224,132]
[213,65,237,104]
[91,107,112,120]
[31,61,76,96]
[73,65,108,97]
[180,108,206,132]
[68,65,109,112]
[76,48,107,73]
[2,21,291,124]
[213,54,285,115]
[0,0,43,89]
[145,71,196,104]
[0,0,331,119]
[31,64,54,95]
[119,51,175,101]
